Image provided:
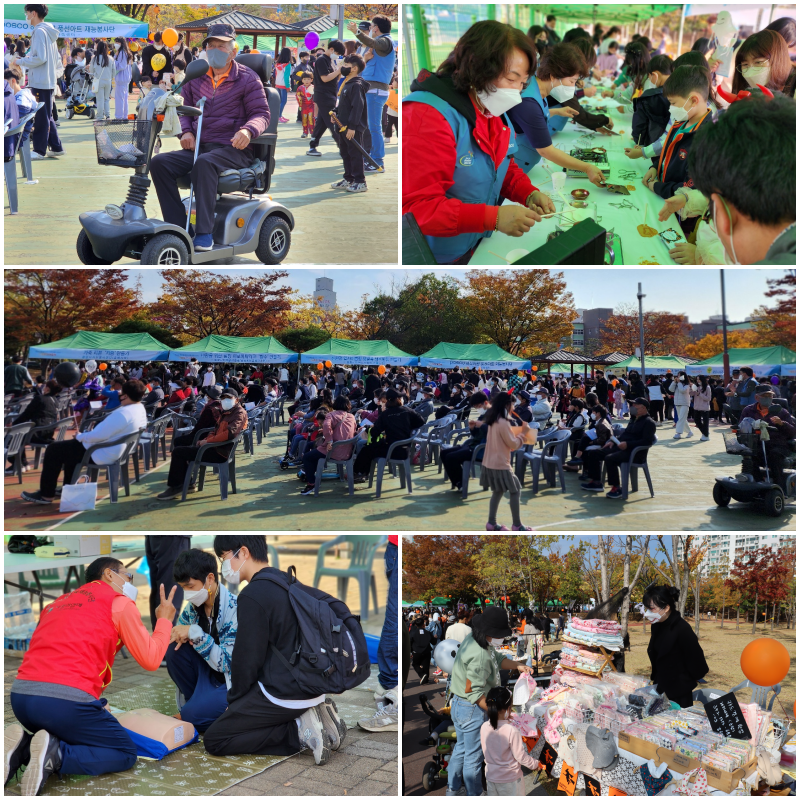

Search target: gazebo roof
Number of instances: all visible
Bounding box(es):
[175,11,335,37]
[532,349,612,364]
[593,351,630,364]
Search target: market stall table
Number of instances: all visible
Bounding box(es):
[471,95,687,266]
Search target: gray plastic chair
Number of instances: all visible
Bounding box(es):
[70,429,143,503]
[4,106,40,214]
[691,686,731,705]
[5,422,34,483]
[601,444,654,500]
[460,442,487,500]
[312,534,387,620]
[414,413,457,471]
[30,418,73,469]
[729,680,781,711]
[516,428,571,494]
[369,436,416,499]
[180,432,243,501]
[311,435,364,496]
[139,413,171,470]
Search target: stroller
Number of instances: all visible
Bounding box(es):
[419,689,456,792]
[64,66,97,119]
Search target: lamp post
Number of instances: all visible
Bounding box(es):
[720,269,730,383]
[637,283,646,378]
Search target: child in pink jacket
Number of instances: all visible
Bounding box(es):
[480,686,538,796]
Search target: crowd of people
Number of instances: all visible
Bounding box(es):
[4,4,398,229]
[6,355,795,514]
[403,11,796,265]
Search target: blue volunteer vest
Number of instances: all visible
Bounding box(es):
[513,79,549,173]
[362,34,396,84]
[404,91,517,264]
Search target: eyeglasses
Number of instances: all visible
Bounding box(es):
[114,569,133,581]
[736,59,769,73]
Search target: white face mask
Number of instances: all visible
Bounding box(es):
[669,96,692,123]
[154,44,163,50]
[110,570,138,602]
[643,608,664,623]
[741,64,770,88]
[712,198,741,266]
[549,78,575,102]
[221,549,247,584]
[183,579,211,607]
[221,398,235,411]
[114,43,121,50]
[75,58,85,66]
[488,637,506,647]
[476,84,523,117]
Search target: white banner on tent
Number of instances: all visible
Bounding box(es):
[4,20,149,38]
[686,362,784,377]
[28,347,168,360]
[299,354,417,366]
[419,358,532,369]
[169,351,298,364]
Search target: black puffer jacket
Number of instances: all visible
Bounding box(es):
[647,609,709,701]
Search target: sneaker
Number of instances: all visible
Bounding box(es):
[419,675,429,685]
[606,487,624,499]
[357,697,398,733]
[346,182,368,193]
[55,121,61,127]
[364,164,384,173]
[21,730,61,797]
[299,485,315,496]
[20,490,54,505]
[485,523,509,531]
[4,723,32,786]
[384,137,391,144]
[193,233,214,251]
[31,152,47,160]
[297,706,331,765]
[686,430,694,438]
[330,178,350,189]
[47,149,66,157]
[700,435,709,442]
[318,698,347,750]
[306,148,322,157]
[512,525,533,531]
[156,487,182,501]
[673,433,682,439]
[279,116,289,123]
[301,133,308,138]
[581,481,605,492]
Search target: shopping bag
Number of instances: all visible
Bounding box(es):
[59,476,97,513]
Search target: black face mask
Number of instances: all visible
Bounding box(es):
[340,66,351,76]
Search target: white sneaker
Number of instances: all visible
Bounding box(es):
[358,698,398,732]
[686,430,694,438]
[330,178,350,189]
[317,698,347,751]
[700,435,709,441]
[297,706,332,765]
[31,152,46,160]
[47,149,66,157]
[384,137,391,144]
[673,433,682,439]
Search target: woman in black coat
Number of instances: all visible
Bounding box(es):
[642,585,709,707]
[7,379,61,471]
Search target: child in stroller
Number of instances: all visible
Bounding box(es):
[64,65,97,119]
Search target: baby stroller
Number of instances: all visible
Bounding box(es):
[419,689,456,792]
[64,66,97,119]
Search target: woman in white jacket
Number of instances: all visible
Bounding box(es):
[669,372,693,439]
[88,41,116,119]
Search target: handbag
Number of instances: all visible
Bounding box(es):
[675,767,709,796]
[59,475,97,513]
[91,76,100,94]
[639,761,673,795]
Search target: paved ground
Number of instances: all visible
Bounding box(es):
[4,90,398,265]
[5,415,795,531]
[4,536,397,796]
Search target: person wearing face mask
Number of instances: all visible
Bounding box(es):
[156,386,248,500]
[731,29,795,99]
[112,37,132,119]
[331,53,370,194]
[447,607,534,797]
[150,23,270,253]
[668,371,693,439]
[630,54,673,149]
[404,21,554,264]
[140,30,172,87]
[440,391,491,490]
[306,39,346,157]
[641,585,708,708]
[6,557,178,794]
[508,43,606,183]
[565,403,613,472]
[409,615,435,684]
[165,548,238,733]
[203,536,346,766]
[527,24,549,56]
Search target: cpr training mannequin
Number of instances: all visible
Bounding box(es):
[6,558,177,795]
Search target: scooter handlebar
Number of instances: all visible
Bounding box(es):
[177,105,203,117]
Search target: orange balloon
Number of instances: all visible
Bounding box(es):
[317,362,324,370]
[740,638,790,687]
[325,360,332,368]
[99,363,108,371]
[531,365,538,371]
[162,27,178,47]
[378,365,386,375]
[148,32,154,41]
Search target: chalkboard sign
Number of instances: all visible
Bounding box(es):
[703,691,752,740]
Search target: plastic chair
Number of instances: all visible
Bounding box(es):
[170,412,199,449]
[460,442,487,500]
[368,436,416,499]
[18,102,43,183]
[692,686,731,705]
[312,534,387,621]
[4,107,39,214]
[516,429,571,494]
[29,418,73,469]
[139,413,171,471]
[180,432,243,501]
[414,414,456,471]
[79,408,113,432]
[729,680,781,711]
[600,444,654,500]
[4,422,34,483]
[70,429,143,503]
[311,435,364,496]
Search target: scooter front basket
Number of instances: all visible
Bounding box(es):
[93,119,154,168]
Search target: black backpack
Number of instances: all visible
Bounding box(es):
[251,567,370,696]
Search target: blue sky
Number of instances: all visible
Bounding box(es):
[127,268,782,322]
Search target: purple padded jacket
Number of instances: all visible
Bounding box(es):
[179,60,270,151]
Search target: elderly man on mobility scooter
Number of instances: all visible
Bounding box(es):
[150,22,268,252]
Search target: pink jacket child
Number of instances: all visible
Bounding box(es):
[481,717,539,789]
[317,409,357,460]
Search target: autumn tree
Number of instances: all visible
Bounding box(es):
[461,270,575,355]
[749,270,796,350]
[273,326,330,354]
[725,546,781,634]
[107,4,154,21]
[5,269,141,356]
[341,4,398,19]
[599,303,692,355]
[402,535,483,603]
[150,269,292,342]
[649,535,707,616]
[684,330,759,360]
[706,568,741,626]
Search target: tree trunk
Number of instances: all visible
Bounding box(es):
[751,589,758,635]
[771,601,775,632]
[599,537,610,603]
[736,606,740,630]
[694,570,700,636]
[721,588,725,629]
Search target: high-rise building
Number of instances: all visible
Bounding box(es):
[679,534,795,577]
[314,277,336,310]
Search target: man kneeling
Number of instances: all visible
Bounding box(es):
[166,548,237,732]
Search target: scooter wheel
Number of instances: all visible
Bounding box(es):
[255,215,291,264]
[712,482,731,508]
[76,229,112,265]
[421,762,437,792]
[279,462,289,471]
[65,108,74,120]
[140,233,189,265]
[763,488,784,517]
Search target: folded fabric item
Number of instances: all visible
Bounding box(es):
[570,618,621,634]
[509,712,538,737]
[640,761,673,795]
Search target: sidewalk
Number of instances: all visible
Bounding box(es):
[3,91,398,264]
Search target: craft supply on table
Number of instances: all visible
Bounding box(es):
[617,169,639,181]
[609,198,639,211]
[567,147,610,178]
[571,188,590,200]
[605,183,630,195]
[637,224,658,237]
